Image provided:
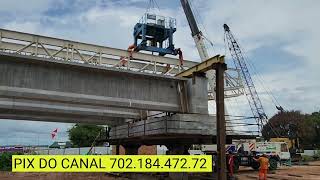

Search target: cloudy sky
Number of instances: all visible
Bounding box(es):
[0,0,319,145]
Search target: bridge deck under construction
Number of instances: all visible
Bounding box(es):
[108,113,257,146]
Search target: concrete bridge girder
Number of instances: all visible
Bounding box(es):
[0,111,124,125]
[0,52,208,125]
[0,97,140,118]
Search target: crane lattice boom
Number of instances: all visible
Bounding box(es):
[223,24,267,130]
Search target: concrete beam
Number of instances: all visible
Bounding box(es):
[0,52,187,112]
[0,112,123,125]
[0,52,207,126]
[0,52,209,125]
[0,97,140,119]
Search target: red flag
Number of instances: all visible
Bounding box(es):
[53,128,58,133]
[51,128,58,139]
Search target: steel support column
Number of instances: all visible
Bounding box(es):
[215,62,227,180]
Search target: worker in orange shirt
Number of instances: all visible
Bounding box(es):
[227,151,235,178]
[127,44,136,59]
[254,154,269,180]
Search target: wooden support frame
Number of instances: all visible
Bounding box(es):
[175,55,225,78]
[176,55,228,179]
[215,62,227,180]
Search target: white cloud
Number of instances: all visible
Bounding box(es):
[202,0,320,62]
[195,0,320,112]
[0,0,53,13]
[4,21,43,34]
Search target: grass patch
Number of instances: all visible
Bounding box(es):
[0,152,23,171]
[302,155,314,162]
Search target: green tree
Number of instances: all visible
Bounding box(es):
[262,110,320,149]
[261,110,307,140]
[305,111,320,148]
[0,152,23,171]
[68,124,105,147]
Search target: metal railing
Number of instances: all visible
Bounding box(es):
[110,116,215,139]
[0,28,193,75]
[0,28,244,98]
[139,13,176,29]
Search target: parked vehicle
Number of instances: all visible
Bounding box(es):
[270,137,303,161]
[189,141,290,171]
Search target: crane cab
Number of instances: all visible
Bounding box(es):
[133,13,177,56]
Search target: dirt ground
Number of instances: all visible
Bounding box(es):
[0,172,128,180]
[235,161,320,180]
[1,161,320,180]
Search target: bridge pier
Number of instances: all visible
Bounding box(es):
[116,145,120,155]
[166,144,190,155]
[166,144,190,180]
[123,145,140,155]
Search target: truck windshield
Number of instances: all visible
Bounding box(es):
[281,143,288,152]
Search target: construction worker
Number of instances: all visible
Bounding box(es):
[119,56,127,67]
[254,154,269,180]
[213,152,218,172]
[119,44,137,67]
[127,44,136,59]
[227,151,235,179]
[176,48,184,66]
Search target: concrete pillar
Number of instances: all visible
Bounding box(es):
[166,144,190,155]
[124,145,140,155]
[166,144,190,180]
[116,145,120,155]
[187,75,208,114]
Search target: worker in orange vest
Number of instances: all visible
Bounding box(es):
[227,151,235,178]
[254,154,269,180]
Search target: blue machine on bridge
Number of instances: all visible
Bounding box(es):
[133,13,178,56]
